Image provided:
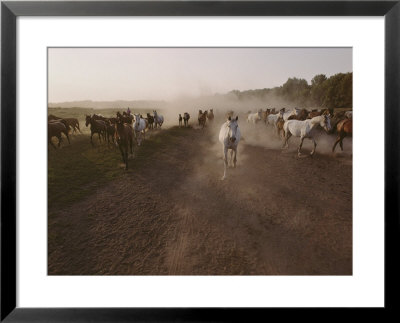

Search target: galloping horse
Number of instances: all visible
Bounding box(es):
[146,113,154,130]
[48,114,81,133]
[198,110,208,128]
[332,118,352,152]
[288,108,308,121]
[105,121,116,144]
[247,110,262,124]
[219,116,241,180]
[116,111,133,124]
[262,109,271,124]
[48,120,70,149]
[267,108,285,127]
[283,114,332,157]
[85,114,107,146]
[282,108,301,121]
[276,116,285,138]
[133,113,146,146]
[115,116,134,170]
[183,112,190,127]
[153,110,164,128]
[307,108,332,119]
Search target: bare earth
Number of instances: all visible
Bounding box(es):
[48,122,352,275]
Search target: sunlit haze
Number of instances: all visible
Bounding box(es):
[48,47,352,103]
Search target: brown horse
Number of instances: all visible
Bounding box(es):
[146,113,154,130]
[48,120,70,149]
[288,108,308,121]
[85,115,107,145]
[329,111,347,133]
[48,114,80,133]
[276,116,285,138]
[332,118,352,152]
[105,121,116,144]
[183,112,190,127]
[262,109,271,124]
[115,117,134,170]
[198,110,208,128]
[307,108,331,119]
[116,111,133,124]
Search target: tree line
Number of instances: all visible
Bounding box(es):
[227,72,352,109]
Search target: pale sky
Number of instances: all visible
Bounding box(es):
[48,47,352,103]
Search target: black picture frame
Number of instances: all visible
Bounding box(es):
[1,1,399,321]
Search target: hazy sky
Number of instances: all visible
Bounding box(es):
[48,47,352,103]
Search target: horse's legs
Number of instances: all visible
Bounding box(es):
[64,131,70,144]
[229,149,233,167]
[129,137,133,155]
[49,137,57,150]
[339,134,345,151]
[332,135,341,152]
[233,148,237,168]
[298,136,305,156]
[310,138,317,156]
[90,132,94,146]
[119,144,125,163]
[57,135,62,148]
[125,148,128,170]
[283,131,291,149]
[222,147,228,180]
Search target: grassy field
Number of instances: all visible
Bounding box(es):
[48,107,151,121]
[48,109,191,211]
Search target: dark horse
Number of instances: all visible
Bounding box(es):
[85,115,107,146]
[116,111,133,125]
[48,120,70,149]
[48,114,81,133]
[115,116,134,170]
[198,110,208,129]
[332,118,352,152]
[183,112,190,127]
[146,113,155,130]
[288,108,309,121]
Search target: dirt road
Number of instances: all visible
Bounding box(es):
[48,121,352,275]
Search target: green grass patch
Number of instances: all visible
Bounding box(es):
[48,125,193,211]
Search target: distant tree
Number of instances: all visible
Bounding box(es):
[223,72,352,109]
[323,73,352,109]
[310,74,328,107]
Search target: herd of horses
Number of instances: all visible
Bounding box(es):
[219,107,352,179]
[177,109,214,128]
[246,107,352,154]
[49,105,352,178]
[48,110,164,169]
[178,112,191,127]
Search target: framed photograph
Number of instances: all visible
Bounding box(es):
[1,0,399,321]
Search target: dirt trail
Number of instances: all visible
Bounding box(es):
[48,122,352,275]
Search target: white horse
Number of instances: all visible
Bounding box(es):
[282,108,300,121]
[247,110,262,124]
[153,110,164,128]
[133,114,146,146]
[267,109,284,126]
[283,114,332,157]
[219,116,241,180]
[345,111,353,119]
